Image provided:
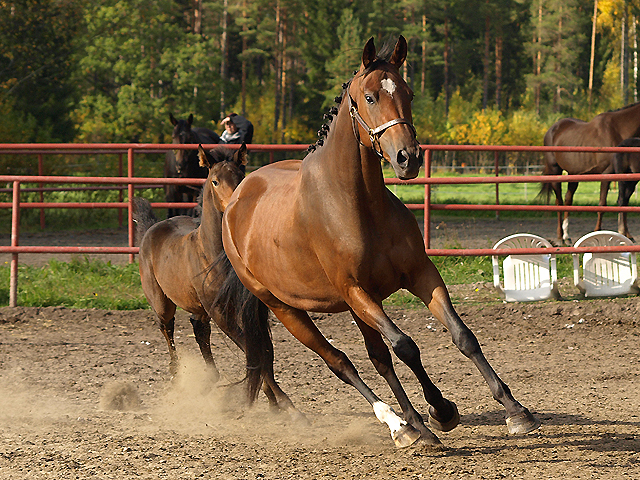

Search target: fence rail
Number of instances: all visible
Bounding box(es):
[3,142,640,306]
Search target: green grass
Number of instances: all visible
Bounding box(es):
[0,258,148,309]
[384,168,639,213]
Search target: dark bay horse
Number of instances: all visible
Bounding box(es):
[134,144,300,416]
[542,102,640,244]
[613,137,640,240]
[219,36,539,448]
[165,113,221,217]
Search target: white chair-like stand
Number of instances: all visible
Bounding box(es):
[492,234,559,302]
[572,230,639,297]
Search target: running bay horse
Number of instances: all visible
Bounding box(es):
[165,113,220,217]
[219,36,540,448]
[134,144,300,417]
[542,102,640,244]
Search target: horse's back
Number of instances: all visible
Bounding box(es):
[140,217,197,263]
[545,116,618,174]
[193,127,220,144]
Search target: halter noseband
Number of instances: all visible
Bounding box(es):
[347,92,417,158]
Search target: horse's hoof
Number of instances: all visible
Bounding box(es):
[392,424,422,448]
[428,399,460,432]
[506,409,541,434]
[415,425,442,447]
[288,409,311,426]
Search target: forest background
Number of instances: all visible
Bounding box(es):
[1,0,640,171]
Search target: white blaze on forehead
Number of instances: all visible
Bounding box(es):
[381,78,396,97]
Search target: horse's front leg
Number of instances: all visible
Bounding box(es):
[346,287,460,443]
[408,259,540,435]
[350,312,451,443]
[269,301,421,448]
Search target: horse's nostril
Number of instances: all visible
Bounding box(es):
[397,150,410,166]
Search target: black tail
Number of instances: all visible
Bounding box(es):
[132,197,159,246]
[537,181,553,204]
[212,251,272,403]
[536,153,557,205]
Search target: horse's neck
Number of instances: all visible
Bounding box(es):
[196,186,224,253]
[317,102,387,202]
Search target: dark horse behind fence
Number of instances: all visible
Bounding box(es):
[541,102,640,244]
[218,36,540,449]
[165,113,220,217]
[134,144,302,419]
[613,137,640,241]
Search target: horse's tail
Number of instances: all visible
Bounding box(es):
[212,251,272,404]
[132,197,159,246]
[538,126,558,204]
[537,173,554,204]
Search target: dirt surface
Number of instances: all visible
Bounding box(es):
[1,290,639,479]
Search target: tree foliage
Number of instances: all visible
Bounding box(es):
[2,0,640,151]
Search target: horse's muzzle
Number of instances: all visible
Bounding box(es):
[393,148,422,180]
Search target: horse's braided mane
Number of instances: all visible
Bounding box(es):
[306,38,400,156]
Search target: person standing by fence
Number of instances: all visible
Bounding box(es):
[220,113,253,144]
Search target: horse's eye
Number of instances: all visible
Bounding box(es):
[212,179,219,187]
[365,94,375,105]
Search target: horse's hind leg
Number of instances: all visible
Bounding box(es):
[618,180,638,240]
[189,314,221,382]
[141,273,180,375]
[210,310,304,420]
[409,260,540,435]
[562,181,579,244]
[351,312,447,443]
[596,178,611,231]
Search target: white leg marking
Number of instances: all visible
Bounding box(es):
[563,217,570,240]
[373,401,406,435]
[381,78,396,97]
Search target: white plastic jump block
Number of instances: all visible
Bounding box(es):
[492,234,559,302]
[572,231,639,297]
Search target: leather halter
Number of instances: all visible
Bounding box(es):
[347,92,417,158]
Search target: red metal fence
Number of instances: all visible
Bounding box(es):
[2,142,640,306]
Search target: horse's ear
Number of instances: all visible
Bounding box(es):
[362,37,376,69]
[188,114,194,126]
[170,113,178,126]
[235,143,248,166]
[198,145,212,168]
[389,36,407,69]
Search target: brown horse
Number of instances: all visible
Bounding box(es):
[613,137,640,241]
[542,102,640,244]
[134,144,300,416]
[219,37,539,448]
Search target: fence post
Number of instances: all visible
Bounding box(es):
[10,181,20,307]
[118,153,123,228]
[128,148,135,264]
[494,150,500,220]
[424,148,431,249]
[38,153,45,229]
